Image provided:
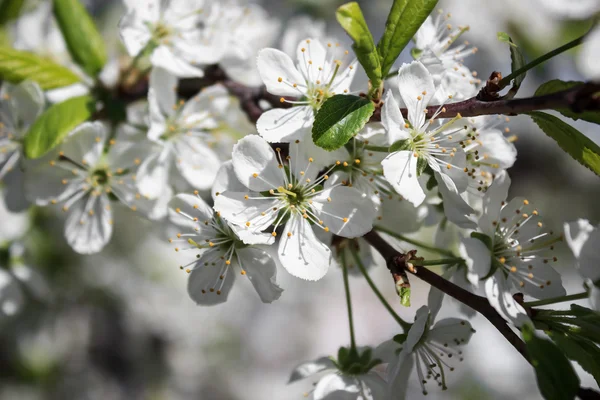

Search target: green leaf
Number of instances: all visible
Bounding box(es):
[53,0,107,77]
[0,47,81,89]
[535,80,600,125]
[522,324,580,400]
[336,2,382,92]
[24,96,95,159]
[312,95,375,151]
[377,0,439,77]
[497,32,526,96]
[0,0,25,25]
[548,331,600,387]
[528,111,600,177]
[398,286,411,307]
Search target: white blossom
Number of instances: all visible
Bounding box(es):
[0,244,50,317]
[375,306,474,398]
[460,171,566,326]
[289,355,388,400]
[564,219,600,311]
[578,25,600,81]
[119,0,219,77]
[25,122,160,254]
[136,68,224,198]
[214,135,376,281]
[0,81,45,211]
[168,192,282,305]
[381,62,474,207]
[256,37,357,167]
[413,12,479,102]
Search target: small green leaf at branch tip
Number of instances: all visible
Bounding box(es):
[376,0,439,77]
[535,80,600,125]
[397,286,411,307]
[53,0,107,77]
[497,32,526,95]
[0,47,81,89]
[528,111,600,177]
[312,94,375,151]
[336,2,382,90]
[24,96,96,159]
[522,324,580,400]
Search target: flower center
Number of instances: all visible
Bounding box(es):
[90,167,110,187]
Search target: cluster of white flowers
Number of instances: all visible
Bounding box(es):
[1,0,599,398]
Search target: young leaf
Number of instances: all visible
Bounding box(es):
[522,324,580,400]
[312,95,375,151]
[53,0,107,77]
[336,2,382,91]
[377,0,439,77]
[0,0,25,25]
[24,96,95,159]
[548,331,600,387]
[528,111,600,177]
[0,47,81,89]
[497,32,526,97]
[535,80,600,125]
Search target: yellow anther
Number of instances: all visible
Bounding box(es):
[277,77,282,82]
[342,217,348,223]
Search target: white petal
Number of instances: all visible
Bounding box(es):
[257,48,306,96]
[378,195,429,234]
[256,106,313,143]
[477,129,517,170]
[150,45,204,78]
[63,122,106,167]
[187,252,235,306]
[236,247,283,303]
[173,136,221,190]
[0,270,23,316]
[578,227,600,282]
[45,84,90,104]
[397,61,435,129]
[428,318,474,346]
[579,26,600,80]
[288,357,335,383]
[231,226,275,245]
[480,170,511,237]
[564,219,595,259]
[64,193,113,254]
[427,268,454,321]
[381,151,426,206]
[435,172,477,229]
[3,81,45,129]
[24,151,85,206]
[118,11,152,57]
[213,191,278,232]
[459,237,491,286]
[295,38,328,84]
[387,351,413,400]
[413,16,436,49]
[232,135,283,191]
[381,90,409,143]
[485,271,530,327]
[405,305,430,352]
[512,259,566,300]
[168,193,213,233]
[149,67,177,118]
[136,148,171,199]
[312,186,376,238]
[278,215,331,281]
[212,160,248,201]
[373,339,401,365]
[294,134,347,171]
[360,372,389,400]
[313,373,359,400]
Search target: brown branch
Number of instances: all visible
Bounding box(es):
[362,230,600,400]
